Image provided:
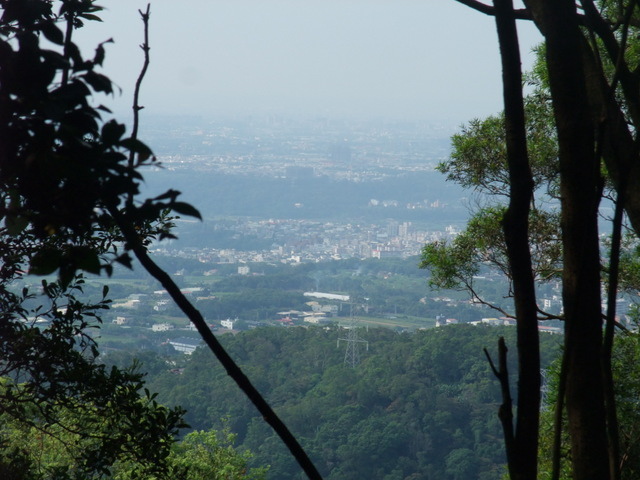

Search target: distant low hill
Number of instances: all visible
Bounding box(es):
[142,170,469,223]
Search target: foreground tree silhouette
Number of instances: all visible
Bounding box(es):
[441,0,640,478]
[0,1,320,478]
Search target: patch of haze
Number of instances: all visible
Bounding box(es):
[75,0,543,123]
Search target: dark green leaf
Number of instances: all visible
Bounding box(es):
[41,49,69,69]
[158,231,178,241]
[83,71,112,94]
[152,189,180,201]
[120,137,154,160]
[101,120,126,146]
[29,249,62,276]
[115,254,133,270]
[74,248,101,275]
[40,21,64,45]
[65,42,83,66]
[79,13,103,22]
[171,202,202,220]
[96,104,112,113]
[93,40,113,66]
[58,264,75,290]
[6,215,29,236]
[103,264,113,277]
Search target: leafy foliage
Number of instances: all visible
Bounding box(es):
[0,0,200,283]
[443,95,557,199]
[168,428,268,480]
[538,332,640,479]
[429,2,640,476]
[0,259,186,479]
[0,0,205,476]
[421,206,561,314]
[0,380,186,480]
[421,74,564,319]
[140,325,562,480]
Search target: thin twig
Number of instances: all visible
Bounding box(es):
[129,4,151,169]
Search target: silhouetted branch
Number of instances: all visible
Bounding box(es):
[484,338,515,475]
[129,3,151,169]
[454,0,532,19]
[120,7,322,478]
[463,278,515,318]
[111,208,322,480]
[492,0,541,476]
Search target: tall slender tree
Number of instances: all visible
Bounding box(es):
[491,1,540,478]
[448,0,640,478]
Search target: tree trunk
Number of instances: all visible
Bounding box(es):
[523,0,609,477]
[492,0,540,478]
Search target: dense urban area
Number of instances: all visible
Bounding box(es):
[10,3,640,479]
[14,116,597,362]
[9,114,637,480]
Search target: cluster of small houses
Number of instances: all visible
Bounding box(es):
[435,315,563,335]
[111,291,351,355]
[111,288,635,355]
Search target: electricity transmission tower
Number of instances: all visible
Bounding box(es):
[337,312,369,368]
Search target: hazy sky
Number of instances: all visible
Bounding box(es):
[76,1,542,122]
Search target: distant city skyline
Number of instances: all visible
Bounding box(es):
[76,0,542,123]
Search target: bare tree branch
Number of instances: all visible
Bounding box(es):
[485,338,515,474]
[454,0,532,19]
[112,208,322,480]
[121,7,322,478]
[129,4,151,169]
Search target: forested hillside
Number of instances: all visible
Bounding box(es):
[111,325,562,479]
